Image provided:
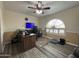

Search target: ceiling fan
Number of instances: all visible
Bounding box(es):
[28,1,50,14]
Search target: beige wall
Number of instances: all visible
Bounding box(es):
[39,6,79,45]
[3,9,39,32]
[39,6,79,33]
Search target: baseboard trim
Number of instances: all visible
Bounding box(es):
[66,42,78,47]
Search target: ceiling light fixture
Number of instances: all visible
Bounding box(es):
[28,1,50,15]
[36,9,42,14]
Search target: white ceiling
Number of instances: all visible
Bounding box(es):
[3,1,79,17]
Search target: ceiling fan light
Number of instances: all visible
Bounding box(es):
[36,10,42,14]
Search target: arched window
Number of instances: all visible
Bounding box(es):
[46,19,65,35]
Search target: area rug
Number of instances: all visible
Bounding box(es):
[42,43,75,58]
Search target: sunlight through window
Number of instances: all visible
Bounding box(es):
[46,19,65,35]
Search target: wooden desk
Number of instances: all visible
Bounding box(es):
[21,34,36,51]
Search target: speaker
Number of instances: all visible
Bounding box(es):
[25,18,28,21]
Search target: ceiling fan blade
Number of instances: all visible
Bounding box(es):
[28,6,36,9]
[42,7,50,10]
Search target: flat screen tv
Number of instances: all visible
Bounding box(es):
[25,22,35,29]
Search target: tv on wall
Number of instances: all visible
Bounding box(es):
[25,22,35,29]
